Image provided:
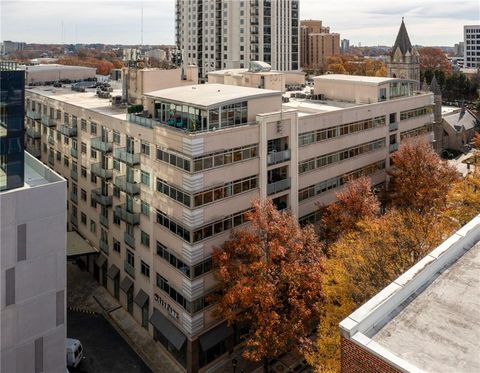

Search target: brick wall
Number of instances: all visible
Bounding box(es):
[341,337,401,373]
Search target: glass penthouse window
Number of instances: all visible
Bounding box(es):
[154,100,248,133]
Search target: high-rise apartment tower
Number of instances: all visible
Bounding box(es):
[175,0,299,80]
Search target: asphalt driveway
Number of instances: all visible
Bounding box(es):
[67,310,151,373]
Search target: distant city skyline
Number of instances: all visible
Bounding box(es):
[1,0,477,47]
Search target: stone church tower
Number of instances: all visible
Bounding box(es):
[387,19,420,82]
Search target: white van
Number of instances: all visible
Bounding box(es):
[66,338,83,368]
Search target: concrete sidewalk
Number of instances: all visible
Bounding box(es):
[67,262,183,373]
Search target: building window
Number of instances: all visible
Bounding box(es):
[141,140,150,156]
[57,132,61,142]
[141,261,150,278]
[90,122,97,135]
[81,166,87,178]
[140,171,150,187]
[90,220,96,234]
[113,239,121,253]
[64,156,69,167]
[113,213,121,225]
[81,213,87,225]
[90,149,97,159]
[141,231,150,248]
[81,119,87,131]
[81,142,87,154]
[141,200,150,217]
[127,249,135,267]
[64,136,69,145]
[90,173,97,184]
[113,131,120,144]
[81,189,87,201]
[113,186,120,198]
[56,151,61,161]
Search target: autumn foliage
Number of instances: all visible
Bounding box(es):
[319,176,380,247]
[388,138,458,214]
[326,55,387,77]
[212,199,325,365]
[55,56,117,75]
[418,47,452,76]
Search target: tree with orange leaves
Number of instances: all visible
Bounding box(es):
[320,176,380,248]
[388,138,458,214]
[418,47,452,76]
[212,199,325,372]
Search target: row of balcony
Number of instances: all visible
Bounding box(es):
[58,125,77,137]
[114,205,140,225]
[26,127,41,139]
[267,149,291,166]
[91,189,113,206]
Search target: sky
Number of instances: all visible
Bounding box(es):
[1,0,478,47]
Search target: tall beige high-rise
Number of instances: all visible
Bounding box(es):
[175,0,300,80]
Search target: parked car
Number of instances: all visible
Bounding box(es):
[66,338,84,368]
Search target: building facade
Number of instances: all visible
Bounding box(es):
[1,63,67,373]
[300,20,340,72]
[464,25,480,68]
[387,19,420,83]
[24,75,434,372]
[175,0,299,80]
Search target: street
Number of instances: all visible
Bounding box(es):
[67,310,152,373]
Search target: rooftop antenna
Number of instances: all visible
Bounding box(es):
[141,0,144,46]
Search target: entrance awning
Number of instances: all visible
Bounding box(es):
[95,253,107,267]
[67,231,98,257]
[199,323,232,351]
[107,264,120,279]
[149,309,186,350]
[134,289,149,308]
[120,276,134,292]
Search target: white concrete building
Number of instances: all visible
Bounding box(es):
[1,152,67,373]
[340,214,480,372]
[20,64,96,85]
[464,25,480,68]
[24,74,434,372]
[175,0,299,80]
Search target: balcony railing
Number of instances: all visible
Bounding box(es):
[26,127,41,139]
[100,214,109,228]
[26,146,41,158]
[41,115,55,127]
[389,122,399,132]
[71,168,78,181]
[113,147,140,166]
[267,149,291,166]
[115,204,140,225]
[58,125,77,137]
[389,143,399,153]
[70,192,78,204]
[91,137,113,153]
[27,110,41,120]
[124,232,135,248]
[114,175,140,195]
[99,239,109,254]
[127,113,154,129]
[124,261,135,279]
[91,189,113,206]
[70,147,78,158]
[267,177,291,196]
[91,163,113,179]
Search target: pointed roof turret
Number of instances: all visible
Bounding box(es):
[430,75,441,95]
[391,18,413,56]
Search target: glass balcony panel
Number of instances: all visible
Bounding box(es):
[267,149,291,166]
[58,125,77,137]
[91,137,113,152]
[91,163,113,179]
[115,204,140,225]
[114,175,140,195]
[91,189,113,206]
[267,177,291,196]
[113,147,140,166]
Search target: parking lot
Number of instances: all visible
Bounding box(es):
[67,310,151,373]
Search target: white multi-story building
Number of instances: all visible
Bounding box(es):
[1,64,67,373]
[175,0,299,80]
[464,25,480,68]
[24,74,434,372]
